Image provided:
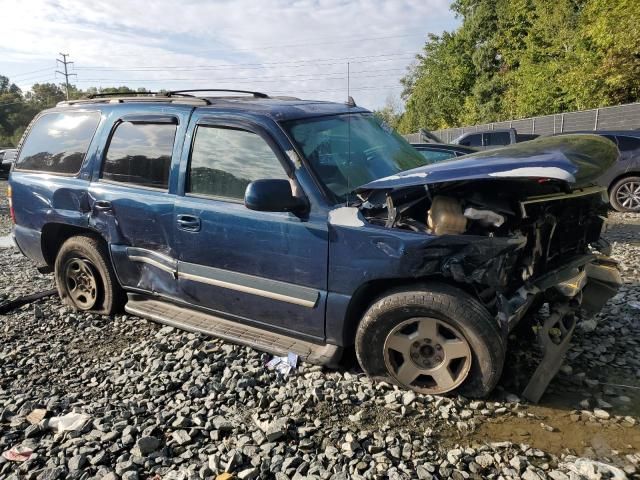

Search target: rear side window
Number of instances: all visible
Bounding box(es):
[459,134,482,147]
[485,131,511,146]
[101,122,177,189]
[16,111,101,174]
[188,126,288,200]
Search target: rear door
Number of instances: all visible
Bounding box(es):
[89,106,192,298]
[172,113,329,341]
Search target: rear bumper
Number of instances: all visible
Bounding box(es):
[12,224,46,266]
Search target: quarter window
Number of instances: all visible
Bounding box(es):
[188,126,288,200]
[101,121,176,189]
[15,111,101,174]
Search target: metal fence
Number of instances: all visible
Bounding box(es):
[404,102,640,143]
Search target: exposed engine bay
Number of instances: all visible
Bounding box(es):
[355,178,622,402]
[358,179,612,295]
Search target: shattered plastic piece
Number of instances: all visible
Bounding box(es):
[463,207,505,227]
[2,445,33,462]
[48,412,91,433]
[26,409,47,425]
[266,353,299,377]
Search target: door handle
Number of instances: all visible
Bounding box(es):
[177,214,201,232]
[94,200,112,211]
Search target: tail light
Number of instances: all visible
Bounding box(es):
[7,185,15,223]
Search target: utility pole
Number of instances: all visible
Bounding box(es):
[56,53,77,100]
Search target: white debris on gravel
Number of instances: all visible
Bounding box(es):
[0,181,638,479]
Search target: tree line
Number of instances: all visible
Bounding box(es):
[3,0,639,146]
[385,0,639,134]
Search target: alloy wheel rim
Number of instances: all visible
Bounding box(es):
[616,181,640,211]
[64,258,98,310]
[383,317,472,394]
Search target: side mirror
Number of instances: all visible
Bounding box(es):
[244,179,308,214]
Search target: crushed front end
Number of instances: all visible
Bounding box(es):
[355,137,622,401]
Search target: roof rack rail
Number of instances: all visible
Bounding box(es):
[57,93,212,107]
[169,89,269,98]
[86,91,162,98]
[56,89,271,107]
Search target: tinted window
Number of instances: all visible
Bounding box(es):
[616,136,640,153]
[189,126,288,200]
[102,122,176,189]
[485,131,511,146]
[16,112,100,174]
[460,134,482,147]
[417,149,457,163]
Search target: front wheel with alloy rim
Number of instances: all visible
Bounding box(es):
[54,235,125,315]
[610,176,640,212]
[355,284,505,398]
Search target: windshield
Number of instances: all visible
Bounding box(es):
[285,114,427,201]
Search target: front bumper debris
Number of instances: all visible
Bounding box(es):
[499,255,622,403]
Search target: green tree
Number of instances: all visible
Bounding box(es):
[373,94,402,129]
[398,0,640,134]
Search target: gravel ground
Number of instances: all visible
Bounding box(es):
[0,180,639,480]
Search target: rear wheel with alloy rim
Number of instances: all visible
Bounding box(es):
[356,283,505,398]
[610,176,640,212]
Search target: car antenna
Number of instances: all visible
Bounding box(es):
[346,62,353,206]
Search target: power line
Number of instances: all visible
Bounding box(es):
[56,53,77,100]
[11,73,58,84]
[10,66,55,79]
[73,67,409,84]
[269,85,403,95]
[88,31,427,58]
[73,52,416,72]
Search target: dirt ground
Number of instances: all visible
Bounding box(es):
[1,179,639,470]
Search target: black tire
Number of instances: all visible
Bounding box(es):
[609,176,640,212]
[54,234,125,315]
[355,283,505,398]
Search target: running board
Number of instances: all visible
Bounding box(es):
[125,295,342,367]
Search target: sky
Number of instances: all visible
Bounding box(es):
[0,0,459,110]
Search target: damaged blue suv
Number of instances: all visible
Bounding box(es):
[9,90,622,400]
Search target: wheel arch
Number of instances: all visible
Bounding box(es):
[41,223,108,269]
[341,275,481,347]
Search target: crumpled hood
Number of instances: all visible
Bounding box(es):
[357,135,618,192]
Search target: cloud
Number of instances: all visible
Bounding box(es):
[0,0,458,109]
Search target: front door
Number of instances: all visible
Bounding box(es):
[173,116,328,340]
